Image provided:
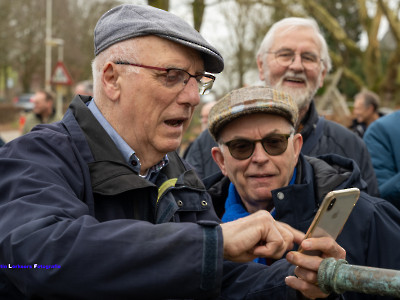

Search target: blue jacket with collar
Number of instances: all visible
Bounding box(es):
[0,95,309,299]
[364,110,400,208]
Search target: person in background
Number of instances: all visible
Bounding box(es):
[21,90,61,134]
[256,17,379,197]
[364,110,400,210]
[350,89,382,137]
[74,80,94,97]
[0,4,344,299]
[205,85,400,300]
[200,100,217,131]
[183,100,219,178]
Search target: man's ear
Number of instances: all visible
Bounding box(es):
[102,62,121,101]
[256,55,265,81]
[319,66,328,88]
[211,146,228,176]
[292,133,303,163]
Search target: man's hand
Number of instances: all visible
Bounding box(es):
[220,211,304,262]
[285,237,346,299]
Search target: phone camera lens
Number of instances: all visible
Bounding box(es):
[328,198,336,211]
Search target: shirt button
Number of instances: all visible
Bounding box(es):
[131,160,138,166]
[177,200,183,207]
[277,192,285,200]
[201,200,208,207]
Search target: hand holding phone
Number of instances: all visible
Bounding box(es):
[299,188,360,255]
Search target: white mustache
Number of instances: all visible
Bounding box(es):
[281,71,307,85]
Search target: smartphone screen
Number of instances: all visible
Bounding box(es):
[299,188,360,255]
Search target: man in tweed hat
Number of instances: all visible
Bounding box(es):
[0,4,343,300]
[206,86,400,300]
[208,86,302,220]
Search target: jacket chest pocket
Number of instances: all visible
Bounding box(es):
[156,188,211,224]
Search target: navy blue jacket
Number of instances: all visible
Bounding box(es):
[183,129,219,179]
[206,153,400,300]
[0,96,308,299]
[301,101,379,197]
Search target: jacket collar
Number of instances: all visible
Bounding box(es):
[271,153,364,229]
[68,95,127,164]
[305,153,368,196]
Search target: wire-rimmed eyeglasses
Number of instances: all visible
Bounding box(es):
[267,49,323,70]
[115,61,215,95]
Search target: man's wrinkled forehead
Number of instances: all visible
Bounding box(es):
[273,25,322,52]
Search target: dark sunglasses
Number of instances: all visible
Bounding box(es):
[223,133,293,160]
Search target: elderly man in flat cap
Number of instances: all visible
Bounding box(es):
[0,5,344,299]
[206,86,400,300]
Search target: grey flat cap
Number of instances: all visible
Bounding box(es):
[94,4,224,73]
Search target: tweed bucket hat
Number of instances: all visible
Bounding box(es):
[208,86,298,141]
[94,4,224,73]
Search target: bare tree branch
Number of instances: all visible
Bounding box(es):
[378,0,400,43]
[301,0,361,54]
[193,0,205,31]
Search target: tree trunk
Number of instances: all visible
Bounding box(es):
[148,0,169,11]
[193,0,205,32]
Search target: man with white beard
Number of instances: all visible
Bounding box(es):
[256,17,379,196]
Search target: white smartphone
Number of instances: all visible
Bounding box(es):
[299,187,360,255]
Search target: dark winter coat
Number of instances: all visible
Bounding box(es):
[301,101,378,196]
[183,129,219,179]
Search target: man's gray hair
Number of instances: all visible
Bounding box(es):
[91,39,141,100]
[356,90,381,112]
[256,17,332,73]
